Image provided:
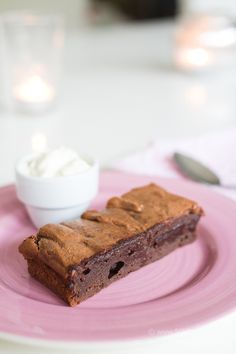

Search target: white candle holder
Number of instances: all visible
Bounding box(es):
[1,12,64,114]
[175,15,236,71]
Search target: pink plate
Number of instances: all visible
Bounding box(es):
[1,171,236,346]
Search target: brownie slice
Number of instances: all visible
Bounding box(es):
[19,183,203,306]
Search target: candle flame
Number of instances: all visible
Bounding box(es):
[184,48,210,67]
[176,47,210,69]
[14,75,55,103]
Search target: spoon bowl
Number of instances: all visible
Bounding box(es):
[173,152,236,189]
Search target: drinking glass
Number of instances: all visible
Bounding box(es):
[0,12,64,114]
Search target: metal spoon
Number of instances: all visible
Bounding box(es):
[173,152,235,189]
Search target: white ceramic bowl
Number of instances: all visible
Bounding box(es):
[15,154,99,228]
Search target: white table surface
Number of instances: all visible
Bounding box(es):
[0,20,236,354]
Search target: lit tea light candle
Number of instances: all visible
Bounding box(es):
[175,15,236,71]
[2,12,64,114]
[175,16,215,71]
[14,75,55,103]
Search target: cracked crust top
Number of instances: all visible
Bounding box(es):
[19,183,203,278]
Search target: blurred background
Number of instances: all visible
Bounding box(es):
[1,2,236,354]
[0,0,236,185]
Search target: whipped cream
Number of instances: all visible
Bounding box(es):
[24,147,90,178]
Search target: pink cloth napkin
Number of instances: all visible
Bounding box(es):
[113,128,236,201]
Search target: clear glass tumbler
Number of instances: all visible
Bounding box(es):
[0,12,64,114]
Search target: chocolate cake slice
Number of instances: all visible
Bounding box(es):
[19,183,203,306]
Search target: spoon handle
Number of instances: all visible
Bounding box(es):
[219,184,236,190]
